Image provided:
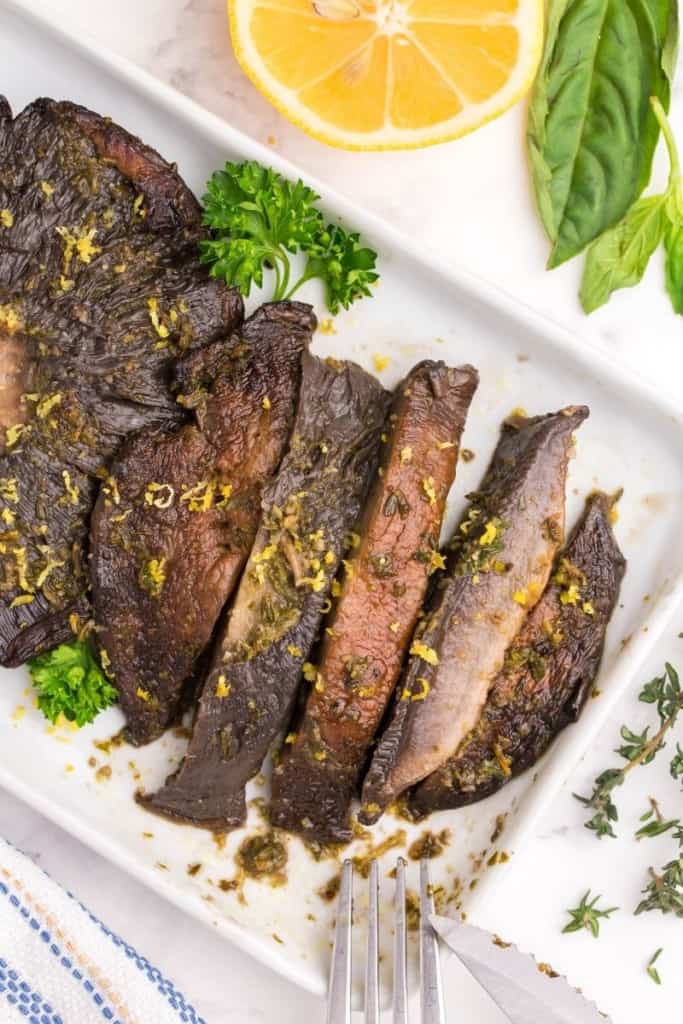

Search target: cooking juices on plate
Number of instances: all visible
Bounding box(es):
[0,97,626,844]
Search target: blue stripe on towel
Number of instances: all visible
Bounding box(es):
[75,906,207,1024]
[1,840,207,1024]
[0,880,123,1024]
[0,953,65,1024]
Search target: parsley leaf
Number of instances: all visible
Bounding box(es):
[28,640,117,727]
[302,224,379,314]
[200,160,379,312]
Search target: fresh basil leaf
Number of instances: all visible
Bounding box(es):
[664,222,683,313]
[655,0,680,87]
[580,194,668,312]
[527,0,572,241]
[528,0,675,269]
[636,0,679,196]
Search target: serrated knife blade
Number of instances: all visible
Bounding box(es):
[430,914,612,1024]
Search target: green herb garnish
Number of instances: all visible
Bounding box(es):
[670,742,683,781]
[574,663,682,838]
[562,891,619,938]
[200,161,378,313]
[636,798,680,840]
[528,0,677,269]
[581,98,683,312]
[646,948,663,985]
[636,824,683,917]
[28,640,117,727]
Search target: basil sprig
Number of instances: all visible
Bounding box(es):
[528,0,678,269]
[581,98,683,312]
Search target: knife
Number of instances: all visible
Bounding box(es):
[429,914,611,1024]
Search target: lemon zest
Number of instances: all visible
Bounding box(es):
[410,641,439,666]
[62,470,80,505]
[147,297,170,339]
[0,304,21,331]
[215,674,231,698]
[0,478,19,504]
[36,393,62,419]
[421,476,437,507]
[429,550,446,574]
[560,584,581,606]
[5,424,29,448]
[144,482,175,509]
[479,521,498,547]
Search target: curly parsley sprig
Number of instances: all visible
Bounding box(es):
[28,640,117,727]
[200,161,378,313]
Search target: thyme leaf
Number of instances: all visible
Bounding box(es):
[670,742,683,782]
[562,891,619,938]
[646,948,663,985]
[635,798,680,841]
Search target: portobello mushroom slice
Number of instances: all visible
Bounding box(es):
[409,490,626,815]
[0,441,94,666]
[90,302,313,746]
[359,405,589,823]
[0,97,203,291]
[140,352,390,828]
[0,97,243,665]
[269,360,479,842]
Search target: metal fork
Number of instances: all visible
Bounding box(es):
[327,857,446,1024]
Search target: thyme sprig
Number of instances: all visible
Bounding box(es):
[574,663,682,838]
[636,824,683,918]
[562,891,619,938]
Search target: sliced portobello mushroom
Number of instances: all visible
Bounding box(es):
[140,351,390,828]
[90,302,312,746]
[269,360,479,842]
[359,405,589,824]
[409,490,625,815]
[0,97,243,667]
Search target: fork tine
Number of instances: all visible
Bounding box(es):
[327,859,353,1024]
[393,857,409,1024]
[419,858,446,1024]
[365,859,380,1024]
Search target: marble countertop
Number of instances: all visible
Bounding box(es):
[2,2,683,1021]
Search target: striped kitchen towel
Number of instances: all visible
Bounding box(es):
[0,837,206,1024]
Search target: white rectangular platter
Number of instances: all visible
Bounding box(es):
[2,0,683,1001]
